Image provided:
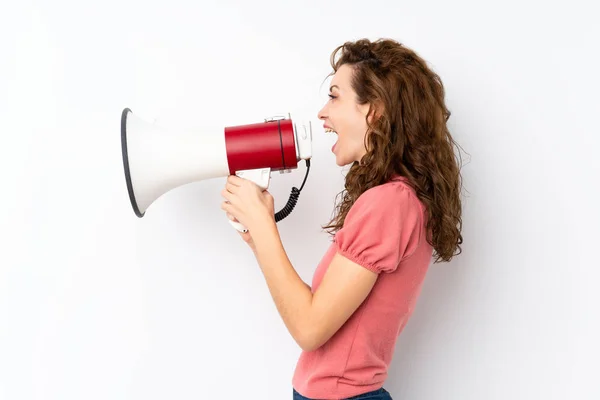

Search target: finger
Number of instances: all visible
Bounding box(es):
[238,231,253,242]
[225,181,239,194]
[221,200,237,216]
[221,188,235,203]
[227,175,244,187]
[226,212,238,222]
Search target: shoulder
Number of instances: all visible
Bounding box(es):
[348,176,423,219]
[333,176,425,273]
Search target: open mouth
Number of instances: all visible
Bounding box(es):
[324,127,338,152]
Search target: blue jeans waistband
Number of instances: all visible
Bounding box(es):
[293,387,393,400]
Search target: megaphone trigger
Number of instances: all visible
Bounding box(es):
[235,167,272,190]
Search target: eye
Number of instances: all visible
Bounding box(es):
[328,94,337,100]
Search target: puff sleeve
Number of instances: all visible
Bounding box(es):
[333,182,423,274]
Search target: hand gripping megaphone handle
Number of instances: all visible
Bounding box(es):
[228,167,272,233]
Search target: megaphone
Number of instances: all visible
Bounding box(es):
[120,108,312,233]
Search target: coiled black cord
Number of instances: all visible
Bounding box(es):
[274,159,310,222]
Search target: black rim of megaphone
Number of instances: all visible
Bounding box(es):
[121,108,145,218]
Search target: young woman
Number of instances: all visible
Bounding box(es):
[221,38,464,400]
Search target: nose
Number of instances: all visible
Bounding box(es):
[317,103,327,120]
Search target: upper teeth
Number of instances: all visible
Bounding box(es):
[325,128,336,133]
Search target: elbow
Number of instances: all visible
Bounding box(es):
[297,337,320,352]
[295,329,327,352]
[298,338,318,352]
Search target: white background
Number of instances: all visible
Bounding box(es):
[1,0,599,399]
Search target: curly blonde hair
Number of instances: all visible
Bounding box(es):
[322,38,464,263]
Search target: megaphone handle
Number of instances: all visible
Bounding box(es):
[229,219,249,233]
[228,167,272,233]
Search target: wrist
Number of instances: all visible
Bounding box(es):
[251,218,280,252]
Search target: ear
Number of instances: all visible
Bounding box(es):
[357,102,380,124]
[367,101,384,124]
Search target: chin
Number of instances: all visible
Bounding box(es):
[333,152,344,166]
[335,156,353,167]
[333,146,357,166]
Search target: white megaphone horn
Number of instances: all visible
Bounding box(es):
[120,108,313,232]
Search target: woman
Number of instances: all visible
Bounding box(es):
[221,38,463,400]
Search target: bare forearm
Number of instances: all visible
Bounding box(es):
[251,222,315,348]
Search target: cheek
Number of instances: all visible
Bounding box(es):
[345,122,365,146]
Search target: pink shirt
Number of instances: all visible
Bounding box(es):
[292,176,433,399]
